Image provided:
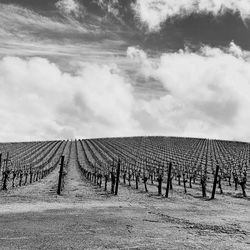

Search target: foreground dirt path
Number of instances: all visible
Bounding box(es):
[0,141,249,249]
[62,141,104,201]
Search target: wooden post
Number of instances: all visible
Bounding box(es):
[2,152,10,190]
[57,156,64,195]
[239,172,247,198]
[211,165,219,200]
[30,165,33,184]
[2,170,9,190]
[4,152,9,171]
[104,174,108,191]
[19,170,23,186]
[183,174,187,194]
[111,172,115,194]
[98,172,101,186]
[157,175,163,196]
[115,159,121,195]
[189,176,192,188]
[143,174,148,193]
[178,173,181,185]
[0,153,2,174]
[165,162,172,198]
[135,173,140,189]
[123,171,126,184]
[201,175,207,198]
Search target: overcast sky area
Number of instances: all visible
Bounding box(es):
[1,0,250,142]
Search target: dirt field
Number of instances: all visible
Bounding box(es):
[0,144,249,250]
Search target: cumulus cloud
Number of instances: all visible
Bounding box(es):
[132,0,250,31]
[96,0,120,15]
[0,57,139,142]
[55,0,82,17]
[2,41,250,142]
[127,46,148,61]
[127,42,250,141]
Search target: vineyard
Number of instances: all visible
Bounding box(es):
[0,136,249,199]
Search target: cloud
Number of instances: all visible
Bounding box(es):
[0,3,129,70]
[1,26,250,142]
[132,0,250,31]
[0,57,139,142]
[127,42,250,141]
[127,46,148,62]
[96,0,119,15]
[55,0,82,17]
[0,4,85,34]
[0,3,92,49]
[0,3,118,43]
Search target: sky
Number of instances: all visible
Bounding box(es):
[1,0,250,142]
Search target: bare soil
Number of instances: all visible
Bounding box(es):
[0,143,249,250]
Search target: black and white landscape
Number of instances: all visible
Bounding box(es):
[0,1,250,250]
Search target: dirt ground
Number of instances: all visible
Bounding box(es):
[0,144,249,250]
